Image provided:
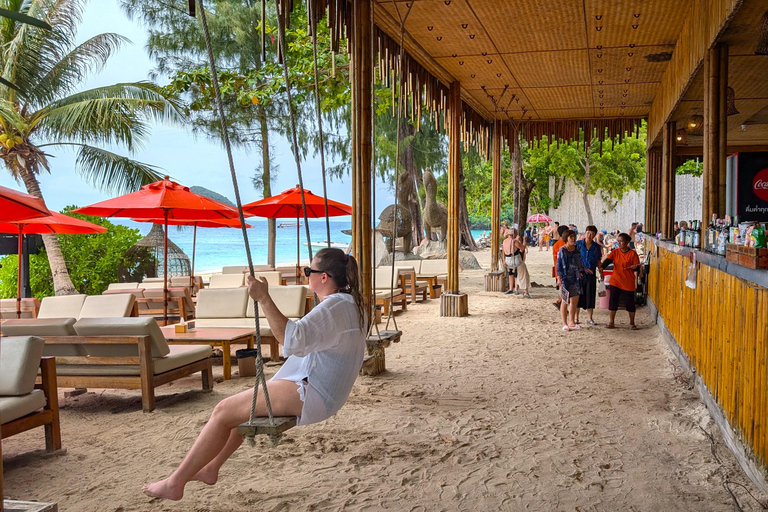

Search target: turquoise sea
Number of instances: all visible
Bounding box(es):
[114,218,486,274]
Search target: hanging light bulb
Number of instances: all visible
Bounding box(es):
[676,128,687,145]
[726,87,739,116]
[687,108,704,136]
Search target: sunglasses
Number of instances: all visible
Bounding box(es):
[303,267,332,279]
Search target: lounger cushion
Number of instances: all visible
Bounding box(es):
[79,294,135,318]
[73,317,171,358]
[252,271,282,287]
[394,260,422,273]
[143,287,194,314]
[374,267,400,290]
[103,289,145,299]
[196,287,248,319]
[209,274,245,288]
[0,318,84,356]
[419,259,448,275]
[107,282,139,290]
[142,277,165,283]
[0,390,47,424]
[375,290,402,299]
[0,317,77,336]
[246,286,306,318]
[222,265,248,274]
[53,344,212,376]
[0,336,45,396]
[141,281,166,289]
[38,294,86,319]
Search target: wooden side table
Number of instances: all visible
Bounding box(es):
[161,327,255,380]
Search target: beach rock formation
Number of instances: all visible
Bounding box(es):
[377,172,413,254]
[422,170,447,242]
[412,239,482,269]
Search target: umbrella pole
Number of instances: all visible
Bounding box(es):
[164,210,169,326]
[296,212,300,282]
[191,224,197,289]
[16,226,22,319]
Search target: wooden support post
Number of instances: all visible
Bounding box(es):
[647,149,662,234]
[703,45,722,223]
[441,81,468,316]
[661,122,677,238]
[490,120,502,272]
[718,43,729,218]
[350,0,373,318]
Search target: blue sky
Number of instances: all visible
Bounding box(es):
[0,0,394,217]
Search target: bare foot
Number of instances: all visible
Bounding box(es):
[192,468,218,485]
[605,324,616,329]
[143,479,184,501]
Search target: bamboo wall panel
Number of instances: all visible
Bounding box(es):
[647,0,742,145]
[648,241,768,467]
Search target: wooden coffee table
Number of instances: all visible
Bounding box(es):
[161,327,255,381]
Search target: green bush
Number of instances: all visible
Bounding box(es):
[0,206,142,298]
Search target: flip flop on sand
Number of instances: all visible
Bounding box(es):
[562,325,570,331]
[569,324,580,330]
[630,324,639,330]
[587,320,597,326]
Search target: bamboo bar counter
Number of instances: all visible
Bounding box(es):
[646,235,768,489]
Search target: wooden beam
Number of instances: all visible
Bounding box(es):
[703,44,726,223]
[351,0,373,314]
[490,120,502,272]
[646,149,662,233]
[676,145,768,156]
[647,0,742,145]
[718,44,729,217]
[446,81,461,294]
[661,122,677,238]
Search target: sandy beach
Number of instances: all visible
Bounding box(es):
[2,248,766,511]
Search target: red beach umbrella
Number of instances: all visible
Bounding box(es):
[242,185,351,266]
[132,217,252,279]
[527,214,553,224]
[0,211,107,318]
[0,184,52,222]
[74,176,240,324]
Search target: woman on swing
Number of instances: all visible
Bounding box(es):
[144,248,367,500]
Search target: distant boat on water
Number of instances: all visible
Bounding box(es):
[278,222,302,228]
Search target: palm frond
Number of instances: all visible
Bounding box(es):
[74,144,165,194]
[0,97,27,132]
[32,82,185,150]
[3,0,86,102]
[27,33,130,106]
[0,7,52,29]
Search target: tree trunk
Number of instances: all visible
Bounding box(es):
[18,167,77,295]
[257,104,276,267]
[458,157,478,250]
[398,122,424,247]
[581,158,594,226]
[511,132,535,235]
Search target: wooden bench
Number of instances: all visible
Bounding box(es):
[2,317,213,412]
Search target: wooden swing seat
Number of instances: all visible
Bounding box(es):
[238,416,297,438]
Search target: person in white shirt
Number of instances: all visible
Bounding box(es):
[144,248,367,501]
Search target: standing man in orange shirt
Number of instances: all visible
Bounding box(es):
[601,233,643,329]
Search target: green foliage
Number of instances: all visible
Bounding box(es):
[676,158,703,176]
[0,0,180,192]
[0,207,142,299]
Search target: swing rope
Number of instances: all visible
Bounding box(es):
[275,0,314,267]
[196,0,278,446]
[384,0,413,332]
[308,0,331,247]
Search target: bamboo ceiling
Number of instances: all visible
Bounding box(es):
[295,0,696,147]
[668,0,768,152]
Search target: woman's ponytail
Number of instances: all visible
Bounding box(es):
[315,248,367,331]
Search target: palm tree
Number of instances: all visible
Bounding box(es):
[0,0,183,295]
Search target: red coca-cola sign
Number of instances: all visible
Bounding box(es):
[753,167,768,201]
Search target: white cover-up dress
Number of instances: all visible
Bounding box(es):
[271,293,366,425]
